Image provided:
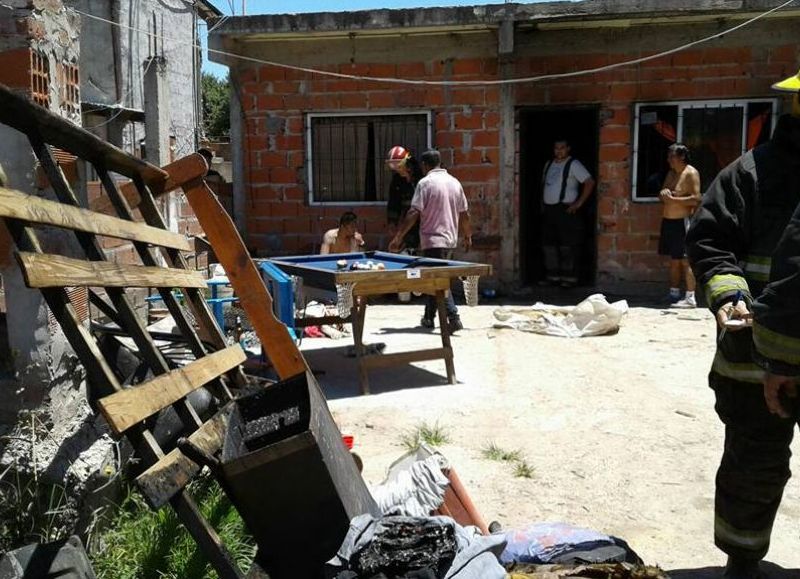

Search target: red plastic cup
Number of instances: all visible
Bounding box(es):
[342,435,354,450]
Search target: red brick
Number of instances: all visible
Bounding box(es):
[259,65,285,82]
[275,135,304,151]
[397,62,426,78]
[284,218,311,234]
[597,233,615,253]
[424,89,446,107]
[770,45,798,64]
[368,63,397,78]
[239,67,257,83]
[339,93,368,108]
[453,165,498,183]
[287,151,305,168]
[453,149,485,165]
[472,131,499,148]
[450,88,484,106]
[435,131,463,149]
[272,202,301,218]
[483,112,500,130]
[453,113,483,130]
[484,88,500,106]
[609,83,638,102]
[452,58,484,77]
[283,186,306,201]
[286,116,304,135]
[340,63,370,76]
[259,151,286,167]
[396,89,426,106]
[671,50,703,67]
[368,91,396,108]
[270,167,297,184]
[272,81,301,95]
[248,168,271,184]
[283,94,309,110]
[600,125,630,146]
[0,48,31,89]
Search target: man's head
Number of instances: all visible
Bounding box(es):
[420,149,441,174]
[667,143,690,170]
[553,138,571,161]
[339,211,358,238]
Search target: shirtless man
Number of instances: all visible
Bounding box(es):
[658,143,701,308]
[321,211,364,254]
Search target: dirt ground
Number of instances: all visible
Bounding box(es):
[298,298,800,576]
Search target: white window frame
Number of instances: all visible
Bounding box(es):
[631,98,778,202]
[305,110,433,206]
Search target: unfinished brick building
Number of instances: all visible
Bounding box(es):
[210,0,800,290]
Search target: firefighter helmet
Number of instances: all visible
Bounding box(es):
[386,145,410,170]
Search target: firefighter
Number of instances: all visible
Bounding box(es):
[686,68,800,578]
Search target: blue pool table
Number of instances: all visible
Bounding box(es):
[269,251,491,394]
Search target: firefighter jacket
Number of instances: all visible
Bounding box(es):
[686,113,800,383]
[751,199,800,376]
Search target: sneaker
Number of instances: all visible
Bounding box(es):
[668,291,681,304]
[420,317,435,329]
[448,317,464,333]
[670,295,697,309]
[723,557,763,579]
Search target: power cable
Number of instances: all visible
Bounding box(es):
[72,0,797,87]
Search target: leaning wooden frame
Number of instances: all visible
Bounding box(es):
[0,83,258,578]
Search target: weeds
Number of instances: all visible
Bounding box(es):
[481,442,522,463]
[400,421,451,451]
[480,440,535,479]
[89,475,256,579]
[513,460,536,479]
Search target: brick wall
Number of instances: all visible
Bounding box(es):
[237,57,501,269]
[230,23,799,286]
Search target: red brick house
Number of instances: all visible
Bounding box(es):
[209,0,799,290]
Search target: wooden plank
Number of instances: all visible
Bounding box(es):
[15,252,207,289]
[436,290,457,384]
[0,187,192,251]
[0,84,166,184]
[182,180,307,379]
[360,347,451,370]
[352,277,452,297]
[136,407,232,509]
[91,154,207,214]
[98,345,246,435]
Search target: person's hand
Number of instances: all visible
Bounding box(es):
[715,300,752,330]
[566,201,582,214]
[388,237,402,253]
[463,235,472,252]
[355,232,365,247]
[763,373,798,418]
[659,189,672,201]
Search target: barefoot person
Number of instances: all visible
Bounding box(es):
[659,143,701,308]
[321,211,364,254]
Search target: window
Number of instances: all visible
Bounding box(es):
[307,112,431,204]
[632,100,777,201]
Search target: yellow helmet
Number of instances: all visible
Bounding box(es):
[772,68,800,93]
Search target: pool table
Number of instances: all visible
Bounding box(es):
[268,251,491,394]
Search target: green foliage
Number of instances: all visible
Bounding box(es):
[400,421,451,451]
[201,73,230,139]
[0,464,75,552]
[90,476,255,579]
[480,442,522,463]
[513,460,536,479]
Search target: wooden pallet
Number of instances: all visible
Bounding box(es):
[0,83,257,578]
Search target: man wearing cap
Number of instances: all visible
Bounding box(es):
[385,145,422,253]
[540,138,595,288]
[686,69,800,579]
[389,149,471,333]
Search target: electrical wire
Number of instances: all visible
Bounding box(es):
[84,56,156,129]
[71,0,797,87]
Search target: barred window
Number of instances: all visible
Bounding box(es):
[632,99,777,201]
[307,112,431,204]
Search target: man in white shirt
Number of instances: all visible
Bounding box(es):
[540,138,595,288]
[389,149,472,332]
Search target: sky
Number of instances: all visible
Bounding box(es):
[201,0,550,78]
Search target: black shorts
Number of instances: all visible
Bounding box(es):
[658,217,689,259]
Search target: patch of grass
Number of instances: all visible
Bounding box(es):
[90,475,256,579]
[400,421,451,451]
[513,460,536,479]
[480,442,522,463]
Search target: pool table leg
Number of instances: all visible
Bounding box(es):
[350,299,370,395]
[435,290,457,384]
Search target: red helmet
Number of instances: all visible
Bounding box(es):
[386,146,410,170]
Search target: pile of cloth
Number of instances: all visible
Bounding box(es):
[493,294,628,338]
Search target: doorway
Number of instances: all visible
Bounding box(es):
[519,107,600,286]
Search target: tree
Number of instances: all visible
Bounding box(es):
[201,73,230,139]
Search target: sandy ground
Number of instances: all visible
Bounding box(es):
[297,299,800,576]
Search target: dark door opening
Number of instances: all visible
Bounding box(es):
[519,107,600,286]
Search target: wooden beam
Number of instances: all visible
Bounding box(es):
[15,252,206,289]
[182,180,307,378]
[0,84,166,184]
[90,154,208,214]
[136,406,232,509]
[98,345,246,435]
[0,187,192,251]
